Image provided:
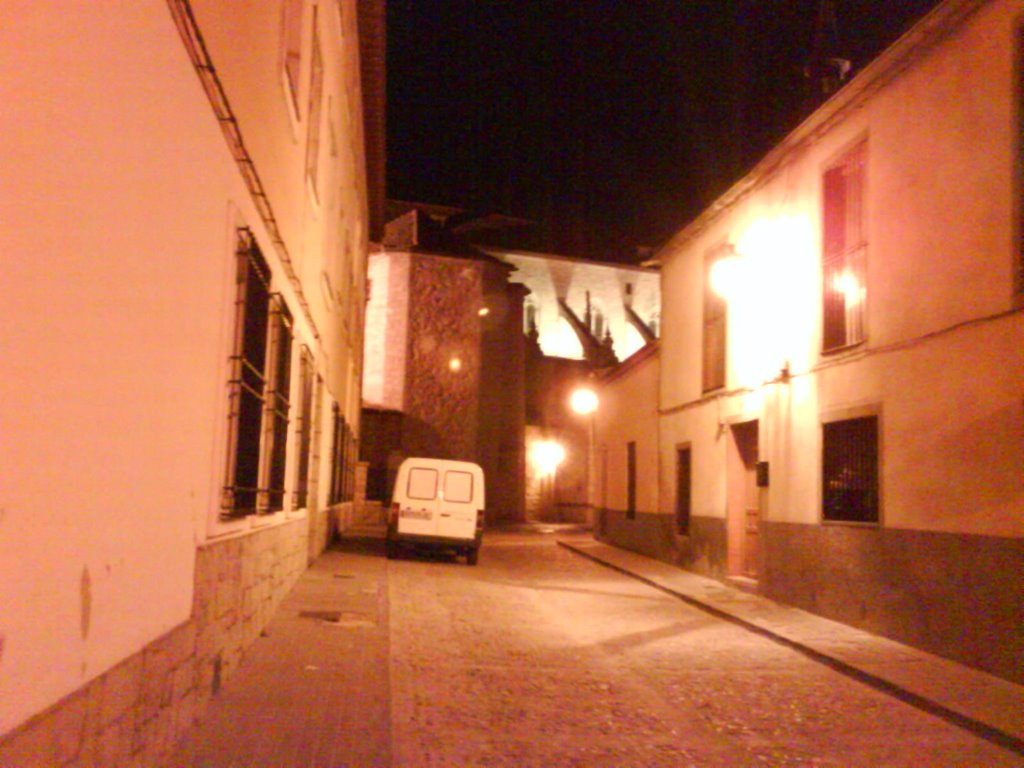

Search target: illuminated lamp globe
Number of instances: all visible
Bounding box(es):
[709,255,743,299]
[569,388,599,415]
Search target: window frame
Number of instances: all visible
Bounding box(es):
[222,230,295,520]
[702,245,729,393]
[675,443,692,536]
[821,138,868,353]
[626,440,637,520]
[820,406,882,526]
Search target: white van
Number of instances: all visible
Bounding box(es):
[386,457,485,565]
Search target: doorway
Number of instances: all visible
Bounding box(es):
[727,420,760,581]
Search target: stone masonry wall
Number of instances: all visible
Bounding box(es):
[0,518,309,767]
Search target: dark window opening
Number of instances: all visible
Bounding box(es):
[292,347,314,509]
[676,446,692,535]
[823,415,879,524]
[263,297,293,513]
[224,231,271,517]
[626,441,637,519]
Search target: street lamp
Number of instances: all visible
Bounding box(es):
[569,387,598,416]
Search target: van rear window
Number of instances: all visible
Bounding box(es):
[444,470,473,503]
[407,468,438,500]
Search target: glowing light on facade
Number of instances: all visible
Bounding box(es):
[530,440,565,476]
[448,356,462,372]
[569,387,599,415]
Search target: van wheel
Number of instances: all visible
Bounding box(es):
[466,547,479,566]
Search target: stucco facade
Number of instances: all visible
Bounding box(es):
[0,1,372,764]
[604,0,1023,684]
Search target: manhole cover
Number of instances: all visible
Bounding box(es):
[299,610,375,628]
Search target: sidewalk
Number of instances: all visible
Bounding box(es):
[168,539,392,768]
[557,535,1024,757]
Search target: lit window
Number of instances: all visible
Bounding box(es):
[822,415,879,524]
[703,246,729,392]
[822,140,867,351]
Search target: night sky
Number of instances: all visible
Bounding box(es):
[387,1,943,262]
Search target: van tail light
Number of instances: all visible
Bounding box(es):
[389,503,399,525]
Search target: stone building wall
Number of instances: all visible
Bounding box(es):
[0,520,309,768]
[402,254,483,461]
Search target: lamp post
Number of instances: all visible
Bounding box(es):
[569,386,599,529]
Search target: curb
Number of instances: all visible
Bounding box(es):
[557,538,1024,758]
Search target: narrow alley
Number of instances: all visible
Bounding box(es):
[170,530,1022,767]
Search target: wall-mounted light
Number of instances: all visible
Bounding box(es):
[709,253,744,300]
[478,307,490,317]
[530,440,565,476]
[569,387,599,416]
[448,357,462,372]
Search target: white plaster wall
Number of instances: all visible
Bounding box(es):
[657,0,1022,538]
[0,2,247,732]
[595,351,659,514]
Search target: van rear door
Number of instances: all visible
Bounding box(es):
[397,464,440,537]
[437,466,478,540]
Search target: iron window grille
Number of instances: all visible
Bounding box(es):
[223,231,271,517]
[292,347,315,510]
[822,415,880,524]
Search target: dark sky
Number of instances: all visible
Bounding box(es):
[386,1,942,261]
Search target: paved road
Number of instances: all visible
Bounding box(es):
[387,530,1020,767]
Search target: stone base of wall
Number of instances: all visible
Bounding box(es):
[763,522,1024,685]
[0,517,310,767]
[597,510,727,580]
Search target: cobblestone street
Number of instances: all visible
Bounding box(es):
[388,531,1020,767]
[173,529,1022,767]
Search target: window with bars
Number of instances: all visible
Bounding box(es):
[822,140,867,352]
[329,403,357,505]
[292,347,315,510]
[223,231,293,518]
[702,247,728,392]
[822,415,879,524]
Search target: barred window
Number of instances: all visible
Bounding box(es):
[822,415,879,524]
[223,231,295,518]
[329,404,357,504]
[292,347,315,510]
[822,140,867,351]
